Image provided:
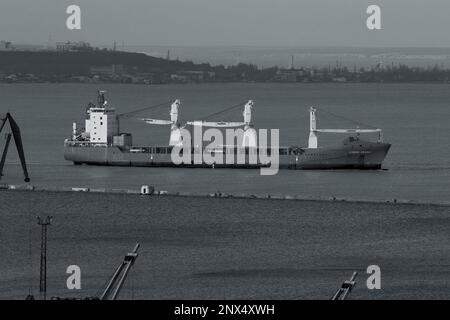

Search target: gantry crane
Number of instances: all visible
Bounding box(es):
[0,112,30,182]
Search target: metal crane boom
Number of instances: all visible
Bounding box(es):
[142,119,174,125]
[316,128,382,133]
[99,243,140,300]
[331,272,358,300]
[308,107,384,149]
[186,121,246,128]
[186,100,253,128]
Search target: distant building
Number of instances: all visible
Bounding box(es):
[5,74,18,82]
[0,41,14,51]
[56,41,92,52]
[274,68,304,82]
[170,71,207,82]
[135,73,161,84]
[332,77,347,83]
[90,65,124,76]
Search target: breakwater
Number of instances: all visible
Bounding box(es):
[1,182,448,207]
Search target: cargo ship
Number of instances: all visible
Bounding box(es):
[64,91,391,170]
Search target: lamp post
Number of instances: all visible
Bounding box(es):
[37,216,52,300]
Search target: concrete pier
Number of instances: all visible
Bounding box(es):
[0,183,448,207]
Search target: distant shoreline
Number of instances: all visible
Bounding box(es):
[2,80,450,85]
[2,50,450,85]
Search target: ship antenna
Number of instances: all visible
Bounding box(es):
[97,90,107,106]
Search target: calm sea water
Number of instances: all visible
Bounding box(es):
[1,190,449,299]
[1,83,449,203]
[1,83,450,300]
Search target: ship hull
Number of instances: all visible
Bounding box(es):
[64,140,391,170]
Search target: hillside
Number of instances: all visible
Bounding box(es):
[0,50,212,74]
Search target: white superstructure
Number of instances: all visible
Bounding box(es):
[79,91,119,144]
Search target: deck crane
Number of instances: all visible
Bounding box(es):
[141,99,184,146]
[308,107,384,149]
[141,100,258,147]
[0,112,30,182]
[186,100,258,148]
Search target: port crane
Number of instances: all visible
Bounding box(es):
[47,243,140,300]
[0,112,30,182]
[99,243,140,300]
[49,243,140,300]
[331,272,358,300]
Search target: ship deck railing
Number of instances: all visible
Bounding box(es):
[65,140,108,147]
[66,140,307,156]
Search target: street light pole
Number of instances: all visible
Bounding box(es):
[37,216,52,300]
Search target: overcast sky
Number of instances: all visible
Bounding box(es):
[1,0,450,47]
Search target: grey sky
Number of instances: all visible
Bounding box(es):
[1,0,450,47]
